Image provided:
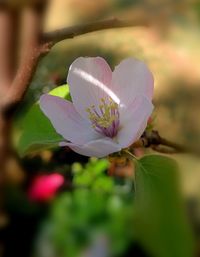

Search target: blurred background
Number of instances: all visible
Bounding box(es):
[2,0,200,256]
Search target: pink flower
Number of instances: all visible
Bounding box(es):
[28,173,64,202]
[40,57,154,157]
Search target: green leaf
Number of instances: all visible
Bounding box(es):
[17,85,70,156]
[49,85,71,100]
[134,155,194,257]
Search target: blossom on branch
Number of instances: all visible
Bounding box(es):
[40,57,154,157]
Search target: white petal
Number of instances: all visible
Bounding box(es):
[67,57,118,119]
[39,94,100,145]
[60,138,121,157]
[117,96,153,148]
[112,58,154,108]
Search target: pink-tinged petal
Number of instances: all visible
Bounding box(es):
[67,57,119,119]
[112,58,154,107]
[60,138,121,158]
[40,94,100,144]
[117,96,153,148]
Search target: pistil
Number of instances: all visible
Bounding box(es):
[86,98,120,138]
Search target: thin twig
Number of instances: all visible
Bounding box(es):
[43,17,148,44]
[151,145,179,154]
[1,16,148,116]
[158,136,188,153]
[131,130,200,157]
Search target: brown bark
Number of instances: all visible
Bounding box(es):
[0,8,18,97]
[0,114,11,179]
[0,8,17,176]
[1,5,47,116]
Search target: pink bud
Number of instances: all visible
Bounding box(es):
[28,173,64,202]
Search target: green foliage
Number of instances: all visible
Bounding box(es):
[73,158,114,192]
[34,156,195,257]
[134,155,194,257]
[17,85,70,156]
[34,158,134,257]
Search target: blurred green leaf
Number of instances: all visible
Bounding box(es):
[17,85,70,156]
[35,158,134,257]
[73,158,110,190]
[36,189,134,257]
[134,155,194,257]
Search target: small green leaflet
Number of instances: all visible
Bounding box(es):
[17,85,70,156]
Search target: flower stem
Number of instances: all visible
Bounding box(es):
[122,149,138,194]
[123,149,138,162]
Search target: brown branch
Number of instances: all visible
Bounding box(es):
[1,16,148,116]
[131,130,200,157]
[0,11,148,175]
[156,135,188,153]
[0,9,18,97]
[43,17,148,44]
[0,7,19,177]
[1,4,48,117]
[151,145,179,154]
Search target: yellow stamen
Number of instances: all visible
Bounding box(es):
[86,97,119,129]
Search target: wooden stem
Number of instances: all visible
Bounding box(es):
[131,130,200,157]
[43,17,148,44]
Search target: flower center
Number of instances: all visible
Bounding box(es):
[86,98,120,138]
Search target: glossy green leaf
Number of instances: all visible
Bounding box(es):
[17,85,70,156]
[134,155,194,257]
